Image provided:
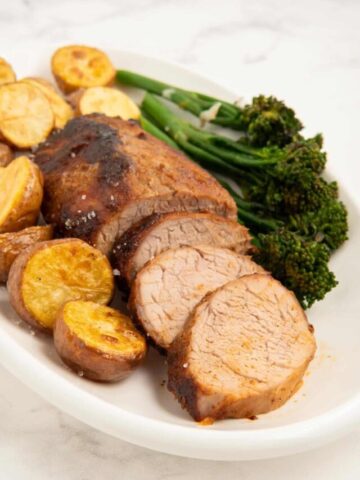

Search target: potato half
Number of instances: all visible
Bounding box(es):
[77,86,140,120]
[54,301,146,381]
[51,45,115,93]
[22,77,74,129]
[7,239,114,332]
[0,58,16,85]
[0,225,53,283]
[0,82,54,148]
[0,156,43,233]
[0,142,12,167]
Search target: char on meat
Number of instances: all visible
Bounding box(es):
[35,115,236,255]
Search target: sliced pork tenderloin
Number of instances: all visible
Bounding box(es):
[113,212,253,284]
[129,245,265,349]
[168,274,316,422]
[34,115,236,255]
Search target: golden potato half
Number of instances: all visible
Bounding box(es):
[78,86,140,120]
[0,225,53,283]
[54,301,146,381]
[0,156,43,233]
[0,58,16,85]
[51,45,115,93]
[0,82,54,148]
[7,239,114,332]
[22,77,74,129]
[0,142,12,167]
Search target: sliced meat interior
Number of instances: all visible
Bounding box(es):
[168,274,316,421]
[129,245,265,349]
[35,114,236,255]
[114,212,253,284]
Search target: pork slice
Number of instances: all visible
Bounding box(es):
[168,274,316,422]
[129,245,265,349]
[35,115,236,255]
[113,212,253,284]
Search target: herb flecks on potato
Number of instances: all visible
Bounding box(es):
[54,301,146,382]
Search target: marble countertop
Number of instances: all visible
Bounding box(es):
[1,0,359,477]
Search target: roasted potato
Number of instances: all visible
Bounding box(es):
[66,88,85,110]
[0,82,54,148]
[0,58,16,85]
[22,77,74,129]
[76,86,140,120]
[0,156,43,233]
[51,45,115,93]
[7,238,114,332]
[0,142,12,167]
[0,225,53,283]
[54,300,146,381]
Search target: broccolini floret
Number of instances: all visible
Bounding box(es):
[238,95,303,148]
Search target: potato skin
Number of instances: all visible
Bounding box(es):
[0,225,53,283]
[7,243,41,330]
[0,157,44,233]
[7,240,55,332]
[54,306,146,382]
[0,142,12,167]
[7,238,114,333]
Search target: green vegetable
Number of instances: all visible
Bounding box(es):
[117,70,303,147]
[255,229,337,309]
[118,75,348,308]
[219,181,344,308]
[238,95,303,147]
[140,115,179,150]
[141,93,335,216]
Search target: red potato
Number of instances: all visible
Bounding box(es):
[0,142,12,167]
[0,225,53,283]
[0,156,43,233]
[51,45,115,93]
[7,238,114,332]
[54,300,147,382]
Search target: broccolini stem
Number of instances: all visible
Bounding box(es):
[218,179,282,232]
[141,94,277,169]
[117,70,242,126]
[140,115,179,150]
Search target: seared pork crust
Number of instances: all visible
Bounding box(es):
[35,114,236,254]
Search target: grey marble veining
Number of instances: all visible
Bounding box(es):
[0,0,359,478]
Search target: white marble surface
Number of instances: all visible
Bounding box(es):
[0,0,360,477]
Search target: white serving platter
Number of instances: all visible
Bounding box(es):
[0,45,359,461]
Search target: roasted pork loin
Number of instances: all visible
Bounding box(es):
[35,114,236,255]
[114,212,252,284]
[129,245,265,349]
[168,274,316,421]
